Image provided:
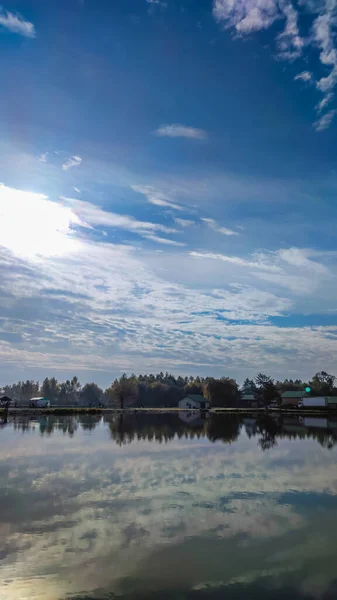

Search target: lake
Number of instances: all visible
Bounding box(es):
[1,412,337,600]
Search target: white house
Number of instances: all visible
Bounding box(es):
[178,394,210,410]
[29,397,51,408]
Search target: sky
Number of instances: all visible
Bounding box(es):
[1,0,337,387]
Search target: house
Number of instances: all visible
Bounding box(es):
[178,394,210,410]
[29,397,51,408]
[239,393,259,407]
[0,396,12,406]
[281,390,306,407]
[241,394,257,403]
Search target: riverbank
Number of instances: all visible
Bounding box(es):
[0,406,335,416]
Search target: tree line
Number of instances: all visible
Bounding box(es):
[1,370,336,408]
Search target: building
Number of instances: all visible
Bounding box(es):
[242,394,256,402]
[281,391,306,407]
[238,393,259,407]
[29,397,51,408]
[326,397,337,410]
[178,394,210,410]
[0,396,12,406]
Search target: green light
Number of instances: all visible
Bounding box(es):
[305,387,311,393]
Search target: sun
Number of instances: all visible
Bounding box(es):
[0,184,82,259]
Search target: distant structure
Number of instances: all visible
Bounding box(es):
[241,393,258,407]
[281,391,307,407]
[0,396,12,406]
[178,394,210,410]
[326,397,337,410]
[29,397,51,408]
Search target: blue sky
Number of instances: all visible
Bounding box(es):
[1,0,337,387]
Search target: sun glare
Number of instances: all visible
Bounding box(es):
[0,184,82,259]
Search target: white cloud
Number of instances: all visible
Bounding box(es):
[38,150,62,165]
[131,184,184,211]
[143,234,185,246]
[277,1,303,61]
[313,12,337,93]
[202,217,240,236]
[316,92,333,113]
[2,186,337,382]
[0,8,35,38]
[314,109,336,131]
[212,0,337,129]
[62,156,82,171]
[213,0,303,57]
[276,247,328,273]
[147,0,167,5]
[294,71,312,82]
[0,185,183,260]
[189,247,332,297]
[190,250,281,272]
[60,196,178,236]
[174,218,195,227]
[154,124,208,140]
[213,0,279,34]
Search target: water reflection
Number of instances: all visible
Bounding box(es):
[6,412,337,450]
[1,414,337,600]
[67,579,337,600]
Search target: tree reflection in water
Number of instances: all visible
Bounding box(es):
[6,412,337,450]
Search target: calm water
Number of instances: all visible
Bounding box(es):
[1,413,337,600]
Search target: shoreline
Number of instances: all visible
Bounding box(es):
[0,407,336,416]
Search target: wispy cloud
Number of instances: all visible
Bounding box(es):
[313,12,337,95]
[2,185,337,383]
[213,0,278,35]
[60,196,178,235]
[147,0,167,5]
[174,218,195,227]
[316,92,334,113]
[190,251,281,273]
[190,247,331,294]
[276,2,303,61]
[294,71,312,82]
[314,109,336,132]
[213,0,302,59]
[212,0,337,130]
[38,150,61,164]
[202,217,240,236]
[143,234,185,246]
[131,185,184,211]
[154,124,208,140]
[62,156,82,171]
[0,8,35,38]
